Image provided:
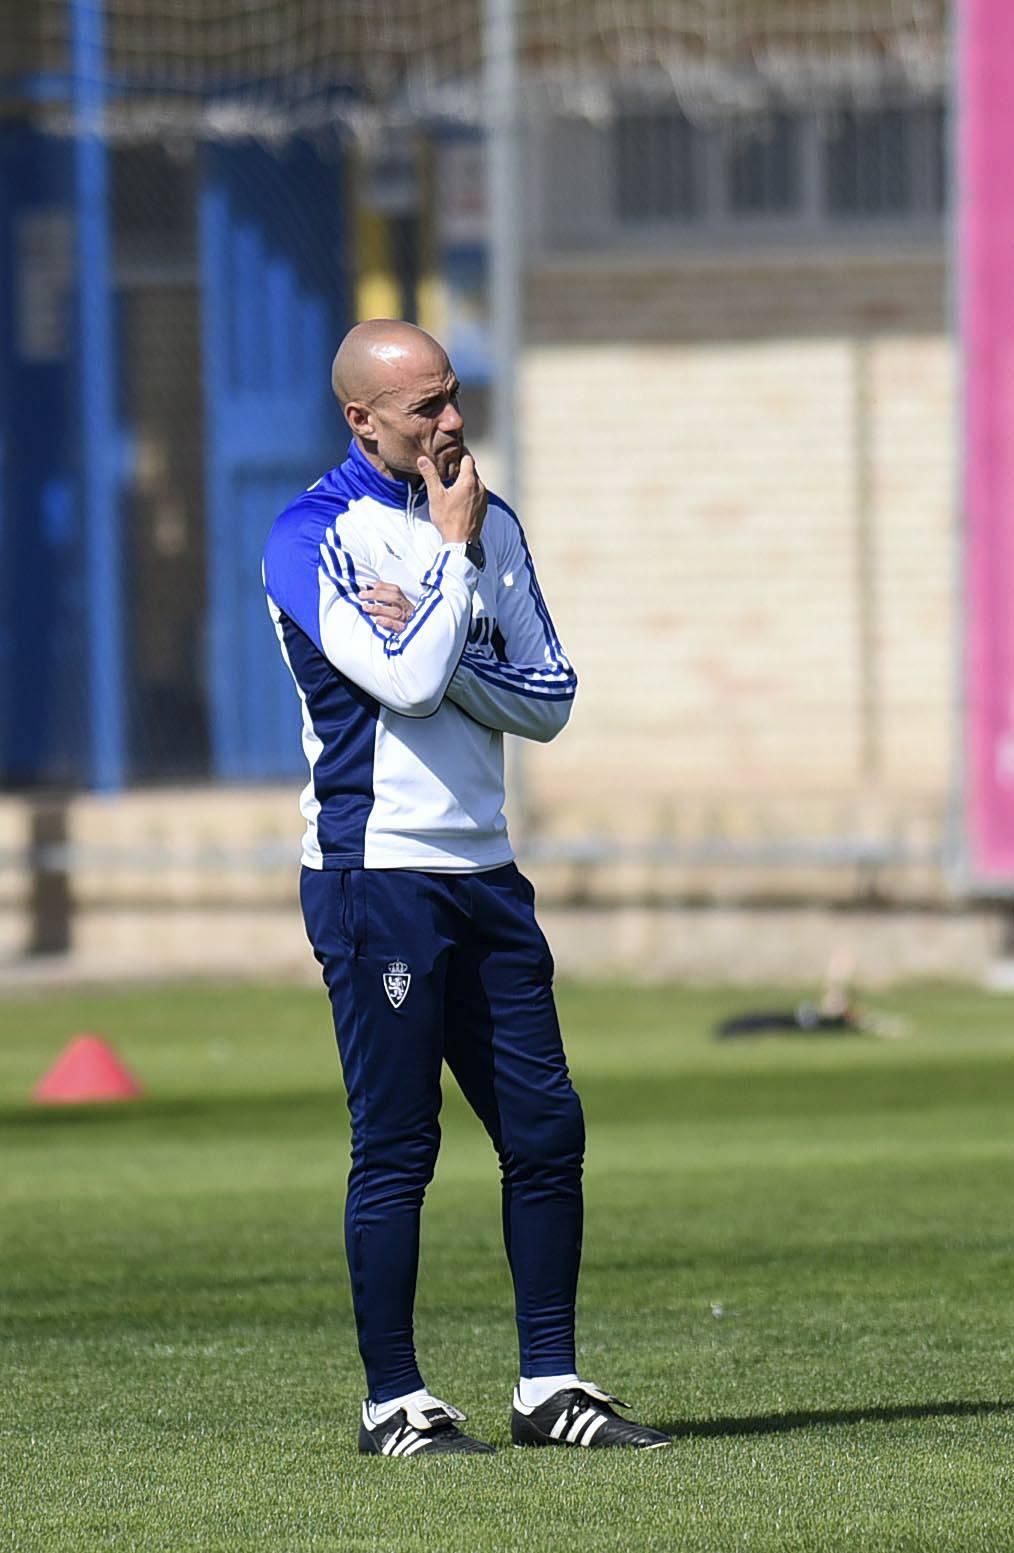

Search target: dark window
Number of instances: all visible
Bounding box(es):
[614,110,701,222]
[112,145,209,782]
[930,102,949,212]
[728,113,800,213]
[112,144,197,266]
[599,97,947,240]
[825,109,911,217]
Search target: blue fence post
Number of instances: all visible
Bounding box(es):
[71,0,124,791]
[197,155,246,777]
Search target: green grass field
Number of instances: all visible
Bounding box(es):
[3,979,1014,1552]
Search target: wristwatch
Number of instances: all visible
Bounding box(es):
[464,539,486,571]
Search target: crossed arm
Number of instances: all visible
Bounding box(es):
[360,556,576,744]
[306,454,575,740]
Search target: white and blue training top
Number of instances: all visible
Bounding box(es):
[263,441,577,872]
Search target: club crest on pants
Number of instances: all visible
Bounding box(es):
[383,960,411,1009]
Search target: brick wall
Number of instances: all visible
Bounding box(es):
[517,248,956,861]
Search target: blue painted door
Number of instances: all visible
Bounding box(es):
[0,126,89,787]
[200,137,348,780]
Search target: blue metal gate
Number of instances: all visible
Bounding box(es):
[0,127,90,788]
[199,138,348,780]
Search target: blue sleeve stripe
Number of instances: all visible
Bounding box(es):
[497,503,569,671]
[460,642,576,685]
[463,659,576,702]
[522,555,565,666]
[421,550,450,590]
[502,508,560,652]
[384,580,443,657]
[343,543,363,591]
[319,538,390,643]
[319,562,390,643]
[320,530,454,660]
[460,652,577,694]
[472,653,575,683]
[379,547,449,657]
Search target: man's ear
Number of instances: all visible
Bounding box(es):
[345,401,375,440]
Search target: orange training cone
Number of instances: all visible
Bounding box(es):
[33,1035,143,1105]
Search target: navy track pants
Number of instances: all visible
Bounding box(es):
[300,862,585,1403]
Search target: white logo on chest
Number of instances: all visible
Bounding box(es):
[383,960,411,1009]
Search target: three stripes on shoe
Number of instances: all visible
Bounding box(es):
[380,1400,609,1450]
[549,1403,610,1446]
[378,1421,435,1457]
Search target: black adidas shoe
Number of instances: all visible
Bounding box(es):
[359,1397,495,1457]
[511,1382,671,1450]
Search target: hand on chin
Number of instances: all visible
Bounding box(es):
[436,446,463,482]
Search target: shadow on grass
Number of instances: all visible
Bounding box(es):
[662,1398,1014,1438]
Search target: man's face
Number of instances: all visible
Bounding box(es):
[356,355,465,484]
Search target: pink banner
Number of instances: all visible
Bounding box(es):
[963,0,1014,882]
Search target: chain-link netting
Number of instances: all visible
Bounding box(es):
[15,2,949,119]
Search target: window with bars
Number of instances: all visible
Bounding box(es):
[823,105,947,218]
[613,109,702,223]
[591,98,948,242]
[825,109,910,216]
[727,114,800,215]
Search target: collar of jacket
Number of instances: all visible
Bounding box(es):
[336,439,423,511]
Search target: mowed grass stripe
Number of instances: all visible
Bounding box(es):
[3,980,1014,1551]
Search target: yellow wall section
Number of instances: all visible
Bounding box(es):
[415,143,443,337]
[355,204,399,322]
[354,140,442,331]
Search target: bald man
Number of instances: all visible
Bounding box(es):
[262,320,669,1456]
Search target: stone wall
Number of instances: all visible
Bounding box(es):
[0,786,1002,988]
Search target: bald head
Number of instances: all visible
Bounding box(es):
[332,318,466,485]
[331,319,449,411]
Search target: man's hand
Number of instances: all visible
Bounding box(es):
[359,581,414,634]
[417,452,487,545]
